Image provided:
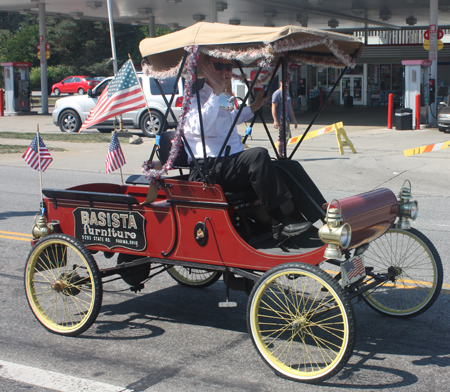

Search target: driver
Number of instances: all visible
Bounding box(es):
[184,56,326,241]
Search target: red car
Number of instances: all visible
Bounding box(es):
[51,75,99,96]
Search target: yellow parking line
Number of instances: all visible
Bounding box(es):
[0,231,33,237]
[0,235,31,242]
[325,269,450,293]
[0,231,33,242]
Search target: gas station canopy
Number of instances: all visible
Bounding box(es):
[0,0,449,31]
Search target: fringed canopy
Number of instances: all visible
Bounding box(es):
[139,22,363,76]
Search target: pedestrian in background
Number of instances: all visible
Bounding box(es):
[271,80,298,140]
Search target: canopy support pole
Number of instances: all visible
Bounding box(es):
[241,57,283,159]
[289,64,349,159]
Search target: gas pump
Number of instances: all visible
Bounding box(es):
[1,62,32,115]
[402,59,432,126]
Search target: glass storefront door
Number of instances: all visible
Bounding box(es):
[340,75,364,105]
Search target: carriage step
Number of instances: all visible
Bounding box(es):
[218,301,237,308]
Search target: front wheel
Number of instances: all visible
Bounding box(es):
[59,109,81,133]
[167,266,221,288]
[53,88,60,96]
[140,111,165,138]
[24,234,103,336]
[247,262,355,383]
[362,227,443,318]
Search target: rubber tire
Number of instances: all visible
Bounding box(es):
[24,234,103,336]
[78,88,85,95]
[140,111,165,138]
[167,267,221,288]
[53,88,60,96]
[59,109,82,133]
[362,227,443,318]
[247,262,355,383]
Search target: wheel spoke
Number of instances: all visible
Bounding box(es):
[25,235,102,336]
[362,228,442,317]
[249,264,355,382]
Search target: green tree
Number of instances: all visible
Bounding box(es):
[0,11,170,89]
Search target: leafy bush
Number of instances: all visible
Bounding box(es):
[30,65,76,90]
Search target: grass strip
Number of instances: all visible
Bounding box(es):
[0,145,67,154]
[0,132,128,143]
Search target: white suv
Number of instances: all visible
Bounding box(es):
[52,74,184,137]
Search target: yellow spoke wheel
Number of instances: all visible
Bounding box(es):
[362,228,443,317]
[167,266,221,288]
[247,262,355,383]
[24,234,102,336]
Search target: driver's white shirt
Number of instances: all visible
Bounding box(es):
[184,83,254,162]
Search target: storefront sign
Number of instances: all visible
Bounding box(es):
[73,208,147,251]
[428,24,437,60]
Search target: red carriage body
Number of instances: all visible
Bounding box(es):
[24,22,442,384]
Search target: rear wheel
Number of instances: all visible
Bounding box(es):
[24,234,102,336]
[78,88,85,95]
[59,109,81,133]
[362,228,443,318]
[247,262,355,383]
[167,266,221,288]
[140,111,165,138]
[117,253,151,287]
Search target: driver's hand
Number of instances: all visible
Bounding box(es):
[250,91,270,113]
[202,61,230,96]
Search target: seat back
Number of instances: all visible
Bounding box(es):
[157,130,189,168]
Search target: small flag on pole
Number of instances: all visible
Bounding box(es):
[105,131,126,174]
[79,59,146,132]
[22,134,53,172]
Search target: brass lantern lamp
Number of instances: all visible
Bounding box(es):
[396,180,419,230]
[318,200,352,259]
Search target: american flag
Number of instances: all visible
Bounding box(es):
[105,131,126,174]
[22,134,53,172]
[343,256,365,281]
[79,59,146,132]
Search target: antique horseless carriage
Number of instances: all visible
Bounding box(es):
[25,23,443,383]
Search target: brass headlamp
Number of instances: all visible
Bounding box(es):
[396,180,419,230]
[318,200,352,259]
[32,214,54,239]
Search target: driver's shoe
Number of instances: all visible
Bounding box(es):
[272,218,312,241]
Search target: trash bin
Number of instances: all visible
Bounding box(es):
[308,97,320,111]
[344,96,353,108]
[395,108,413,130]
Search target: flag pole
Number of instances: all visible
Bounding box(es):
[36,124,44,213]
[128,54,156,134]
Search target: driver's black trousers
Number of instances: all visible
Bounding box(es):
[189,147,326,223]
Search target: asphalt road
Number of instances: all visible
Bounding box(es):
[1,110,450,391]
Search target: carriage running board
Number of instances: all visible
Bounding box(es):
[218,301,237,308]
[218,277,237,308]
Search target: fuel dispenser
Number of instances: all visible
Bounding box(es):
[1,62,32,115]
[402,59,433,126]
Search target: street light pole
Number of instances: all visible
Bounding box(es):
[106,0,118,75]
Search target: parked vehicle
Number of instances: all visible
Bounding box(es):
[52,74,184,136]
[51,76,99,96]
[438,93,450,132]
[93,76,106,82]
